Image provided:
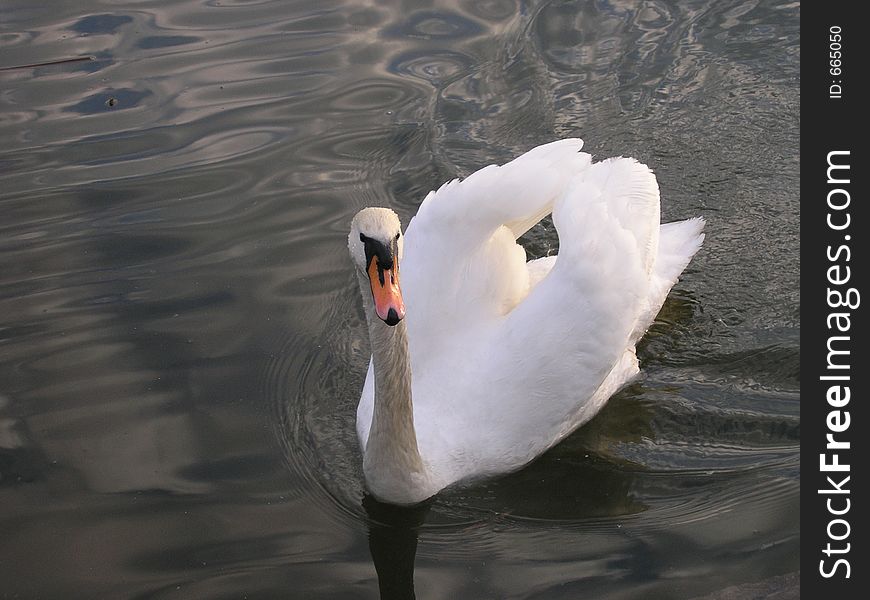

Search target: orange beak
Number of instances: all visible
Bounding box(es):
[367,255,405,326]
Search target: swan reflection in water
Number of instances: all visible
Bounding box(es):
[364,494,431,600]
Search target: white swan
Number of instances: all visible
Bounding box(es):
[348,139,704,505]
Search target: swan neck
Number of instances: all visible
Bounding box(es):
[359,273,427,503]
[369,318,416,451]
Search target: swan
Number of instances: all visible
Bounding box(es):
[348,138,704,505]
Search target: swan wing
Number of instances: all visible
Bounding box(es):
[477,157,665,464]
[400,139,591,360]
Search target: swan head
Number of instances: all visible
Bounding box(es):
[349,208,405,326]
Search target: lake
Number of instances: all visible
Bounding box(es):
[1,1,799,598]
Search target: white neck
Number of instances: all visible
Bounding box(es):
[358,272,432,504]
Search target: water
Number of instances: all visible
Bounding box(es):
[1,1,799,598]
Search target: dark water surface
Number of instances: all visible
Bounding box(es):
[1,1,799,598]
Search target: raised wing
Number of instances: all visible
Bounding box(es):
[482,158,663,456]
[400,140,592,361]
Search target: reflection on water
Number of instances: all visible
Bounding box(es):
[1,0,798,597]
[365,495,430,600]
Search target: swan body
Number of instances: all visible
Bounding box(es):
[349,139,704,505]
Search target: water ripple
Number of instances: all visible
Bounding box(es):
[389,49,473,85]
[383,10,485,40]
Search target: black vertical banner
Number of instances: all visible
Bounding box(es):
[803,3,866,597]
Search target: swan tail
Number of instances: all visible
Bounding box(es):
[630,217,706,344]
[657,217,706,282]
